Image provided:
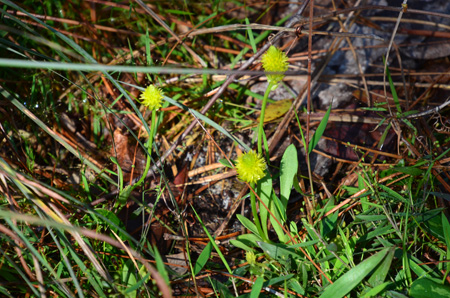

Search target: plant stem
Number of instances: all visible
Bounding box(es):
[250,182,268,242]
[135,109,157,187]
[257,82,275,155]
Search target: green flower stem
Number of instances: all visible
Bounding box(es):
[250,182,268,242]
[135,109,157,187]
[257,82,275,155]
[116,110,157,206]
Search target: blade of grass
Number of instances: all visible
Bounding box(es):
[250,277,264,298]
[194,241,213,275]
[320,248,390,298]
[383,56,401,113]
[191,206,232,274]
[309,102,332,154]
[279,144,298,212]
[441,213,450,281]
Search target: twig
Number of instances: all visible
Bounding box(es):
[205,24,384,41]
[404,97,450,119]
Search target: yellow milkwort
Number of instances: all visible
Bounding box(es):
[261,45,289,86]
[246,250,257,265]
[140,85,163,111]
[235,150,266,184]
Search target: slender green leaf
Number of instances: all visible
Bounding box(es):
[218,158,233,168]
[383,56,401,113]
[250,277,264,298]
[363,281,393,297]
[194,241,213,275]
[441,213,450,275]
[288,279,305,295]
[393,167,423,176]
[377,122,392,149]
[309,103,332,154]
[245,18,257,54]
[263,274,295,286]
[378,184,407,203]
[230,233,260,251]
[153,246,169,286]
[236,214,260,236]
[191,207,232,274]
[259,174,273,238]
[269,193,289,242]
[368,248,395,286]
[320,248,389,298]
[257,241,302,265]
[279,144,298,210]
[121,260,137,297]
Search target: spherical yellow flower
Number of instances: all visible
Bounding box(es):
[246,250,257,265]
[261,45,289,86]
[139,85,163,110]
[235,150,266,184]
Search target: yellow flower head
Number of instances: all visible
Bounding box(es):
[246,251,257,265]
[261,45,289,87]
[235,150,266,184]
[139,85,163,111]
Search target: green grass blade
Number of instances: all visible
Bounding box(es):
[320,248,389,298]
[367,247,395,287]
[279,144,298,211]
[191,206,232,274]
[47,228,84,298]
[309,103,332,154]
[236,214,260,236]
[194,241,213,275]
[441,213,450,277]
[377,122,392,150]
[250,277,264,298]
[153,246,170,286]
[383,56,401,113]
[245,18,257,54]
[259,174,273,238]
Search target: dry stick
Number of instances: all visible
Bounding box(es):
[408,67,450,111]
[404,97,450,119]
[205,24,384,41]
[149,1,311,175]
[298,4,450,24]
[304,0,315,214]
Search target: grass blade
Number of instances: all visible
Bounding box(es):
[250,277,264,298]
[320,248,390,298]
[279,144,298,211]
[194,241,213,275]
[309,103,332,154]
